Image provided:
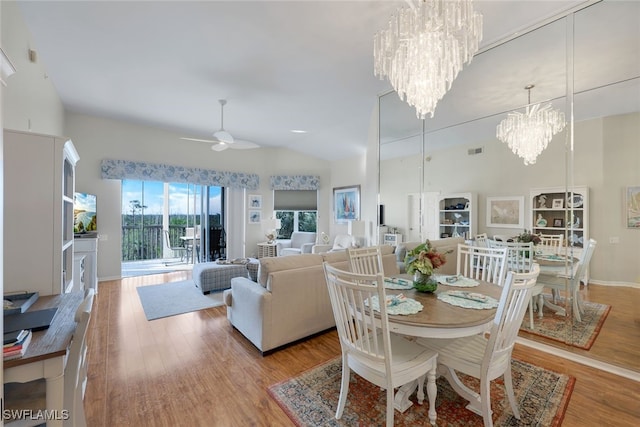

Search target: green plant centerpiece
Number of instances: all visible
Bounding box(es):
[404,240,449,293]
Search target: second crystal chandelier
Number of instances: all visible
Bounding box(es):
[374,0,483,119]
[496,84,567,165]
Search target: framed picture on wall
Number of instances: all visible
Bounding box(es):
[486,196,524,228]
[333,185,360,223]
[248,194,262,209]
[626,186,640,228]
[248,210,262,224]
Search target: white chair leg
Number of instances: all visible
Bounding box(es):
[504,363,520,419]
[335,357,350,419]
[480,378,493,427]
[386,386,395,427]
[528,299,535,329]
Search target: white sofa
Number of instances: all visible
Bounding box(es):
[223,246,398,354]
[276,231,317,256]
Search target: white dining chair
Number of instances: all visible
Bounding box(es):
[539,233,564,254]
[474,233,489,247]
[4,289,95,427]
[346,246,384,275]
[537,239,597,322]
[417,265,540,427]
[487,240,534,274]
[457,244,508,287]
[322,262,439,426]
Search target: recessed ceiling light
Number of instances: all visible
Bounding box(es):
[290,129,307,134]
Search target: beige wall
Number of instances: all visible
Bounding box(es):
[380,113,640,285]
[65,113,337,280]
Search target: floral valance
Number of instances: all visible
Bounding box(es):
[101,159,259,190]
[270,175,320,190]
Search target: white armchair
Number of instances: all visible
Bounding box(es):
[311,234,356,254]
[276,231,317,256]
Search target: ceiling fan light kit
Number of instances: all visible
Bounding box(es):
[373,0,483,119]
[181,99,259,151]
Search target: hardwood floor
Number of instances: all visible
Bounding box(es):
[85,272,640,426]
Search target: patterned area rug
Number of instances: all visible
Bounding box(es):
[268,357,574,427]
[520,294,611,350]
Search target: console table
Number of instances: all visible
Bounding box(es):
[4,291,84,427]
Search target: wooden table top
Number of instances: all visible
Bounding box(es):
[4,291,84,369]
[384,274,503,330]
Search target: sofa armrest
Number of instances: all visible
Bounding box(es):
[312,244,332,254]
[226,277,273,351]
[300,242,315,254]
[276,239,292,254]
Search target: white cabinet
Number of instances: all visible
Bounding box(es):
[438,193,477,239]
[74,254,86,293]
[75,237,99,294]
[530,186,589,248]
[3,130,79,295]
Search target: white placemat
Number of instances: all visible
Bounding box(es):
[369,295,423,315]
[383,277,413,290]
[433,274,479,288]
[437,290,498,310]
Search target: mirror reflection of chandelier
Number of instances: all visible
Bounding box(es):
[496,84,567,165]
[373,0,483,119]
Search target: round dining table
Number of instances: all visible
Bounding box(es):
[383,274,503,414]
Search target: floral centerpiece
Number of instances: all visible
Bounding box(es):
[516,230,541,245]
[404,240,450,292]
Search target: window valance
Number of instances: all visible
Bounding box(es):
[101,159,259,190]
[270,175,320,190]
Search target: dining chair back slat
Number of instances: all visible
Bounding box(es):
[487,240,534,273]
[539,234,564,254]
[457,244,508,287]
[347,246,384,275]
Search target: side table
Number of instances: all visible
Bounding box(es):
[257,242,277,258]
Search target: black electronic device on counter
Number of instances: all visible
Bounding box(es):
[3,307,58,334]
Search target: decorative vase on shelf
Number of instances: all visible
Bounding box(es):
[413,271,438,293]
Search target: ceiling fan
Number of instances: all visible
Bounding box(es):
[180,99,259,151]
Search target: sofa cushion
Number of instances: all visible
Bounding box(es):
[331,234,355,251]
[257,253,323,287]
[321,250,348,264]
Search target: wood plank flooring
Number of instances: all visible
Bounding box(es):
[85,272,640,426]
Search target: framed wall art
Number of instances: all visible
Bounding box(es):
[626,186,640,228]
[333,185,360,223]
[486,196,524,228]
[248,210,262,224]
[248,194,262,209]
[552,198,564,209]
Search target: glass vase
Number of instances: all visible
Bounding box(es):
[413,271,438,293]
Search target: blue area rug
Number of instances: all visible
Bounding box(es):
[136,280,223,320]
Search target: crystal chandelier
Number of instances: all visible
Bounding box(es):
[374,0,483,119]
[496,85,566,165]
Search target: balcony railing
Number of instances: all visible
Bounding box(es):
[122,225,186,261]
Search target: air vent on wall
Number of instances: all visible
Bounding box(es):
[467,147,484,155]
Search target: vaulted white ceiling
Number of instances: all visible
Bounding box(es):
[17,0,603,161]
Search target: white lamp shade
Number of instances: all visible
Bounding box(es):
[348,220,366,237]
[262,218,281,230]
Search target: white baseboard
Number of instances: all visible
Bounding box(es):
[588,279,640,288]
[516,337,640,382]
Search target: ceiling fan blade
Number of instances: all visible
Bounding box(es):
[180,137,217,144]
[229,140,260,150]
